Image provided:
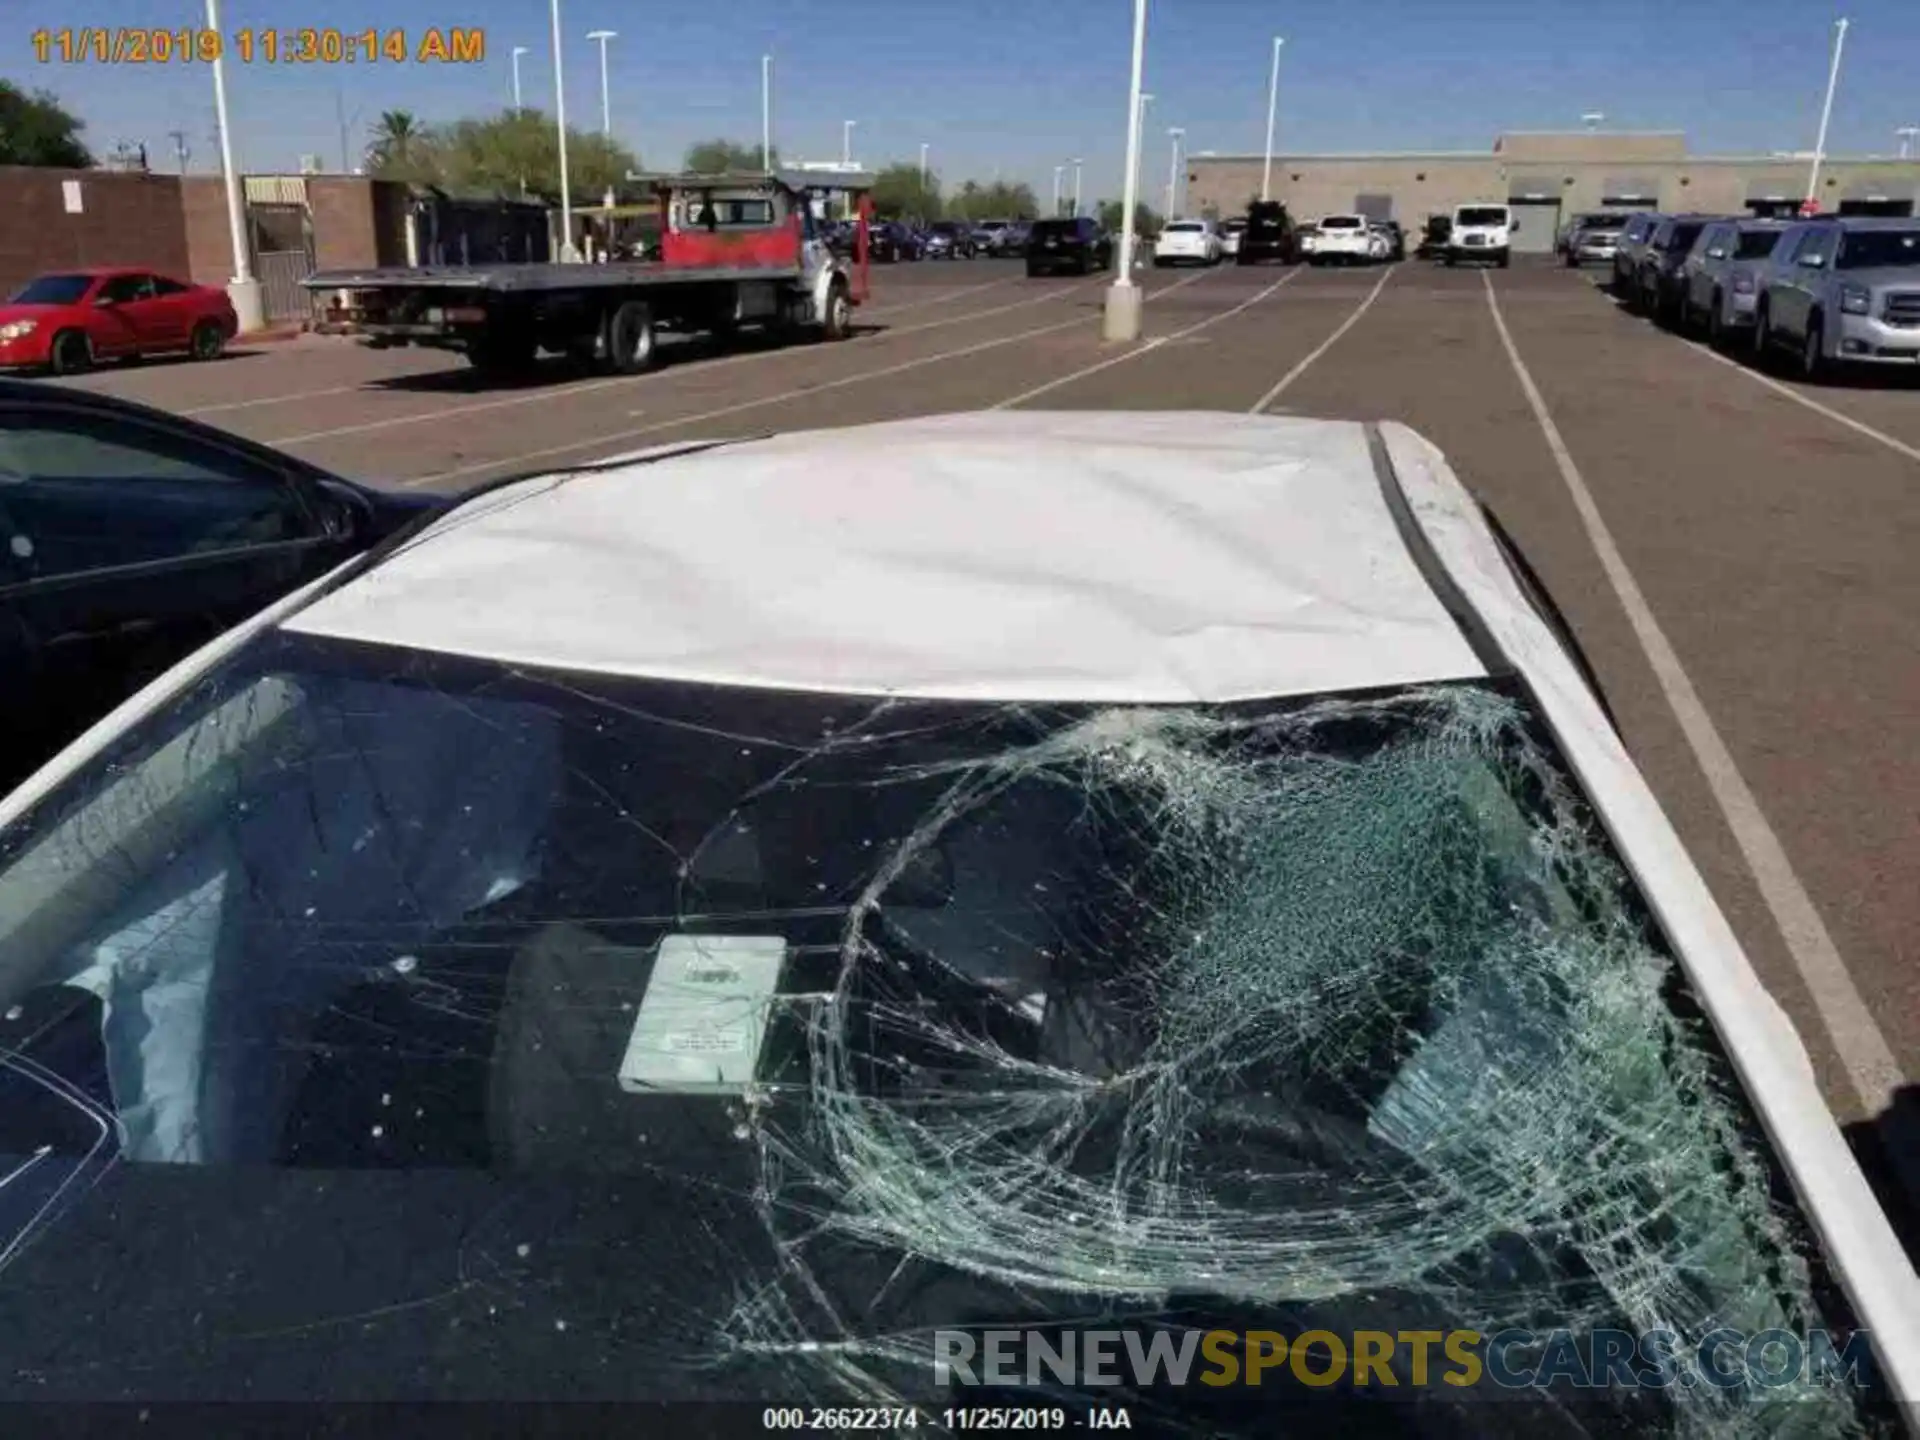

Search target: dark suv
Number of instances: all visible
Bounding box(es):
[1026,218,1114,276]
[1630,215,1717,323]
[1237,201,1298,265]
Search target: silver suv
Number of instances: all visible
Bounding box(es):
[1678,218,1790,346]
[1754,217,1920,379]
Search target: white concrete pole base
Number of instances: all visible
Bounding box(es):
[1102,282,1143,342]
[226,278,266,333]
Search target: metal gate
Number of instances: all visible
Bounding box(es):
[246,192,316,324]
[1508,199,1561,254]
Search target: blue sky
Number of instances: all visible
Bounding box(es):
[7,0,1918,201]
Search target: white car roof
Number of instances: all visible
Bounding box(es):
[286,413,1488,704]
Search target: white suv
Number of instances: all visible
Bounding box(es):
[1307,215,1375,265]
[1447,203,1514,268]
[1153,219,1223,267]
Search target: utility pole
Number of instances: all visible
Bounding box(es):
[1805,17,1850,210]
[512,45,528,111]
[1071,157,1083,217]
[762,54,774,170]
[1052,164,1064,217]
[1262,37,1283,201]
[587,30,616,136]
[1166,127,1184,218]
[550,0,576,261]
[204,0,261,331]
[1103,0,1149,343]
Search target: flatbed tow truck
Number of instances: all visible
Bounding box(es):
[302,169,875,378]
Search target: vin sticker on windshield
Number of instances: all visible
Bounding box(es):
[618,934,787,1095]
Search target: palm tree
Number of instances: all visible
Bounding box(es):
[366,110,421,175]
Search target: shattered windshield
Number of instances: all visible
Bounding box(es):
[0,632,1880,1429]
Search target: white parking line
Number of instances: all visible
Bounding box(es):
[404,307,1101,487]
[1248,265,1396,413]
[266,275,1113,449]
[1694,347,1920,467]
[992,267,1300,409]
[1483,269,1903,1115]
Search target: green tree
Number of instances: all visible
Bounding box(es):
[946,180,1039,222]
[370,110,640,198]
[365,110,430,179]
[870,162,941,222]
[683,138,775,173]
[1097,199,1162,236]
[0,81,92,167]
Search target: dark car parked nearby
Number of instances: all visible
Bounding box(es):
[1631,215,1717,323]
[1236,201,1299,265]
[867,221,923,263]
[1416,214,1452,261]
[922,222,977,260]
[1026,217,1114,276]
[0,381,443,794]
[1611,212,1666,294]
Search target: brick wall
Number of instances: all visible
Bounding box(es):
[308,177,380,270]
[0,167,190,297]
[180,175,236,285]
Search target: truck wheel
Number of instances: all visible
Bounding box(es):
[821,280,852,342]
[605,301,656,374]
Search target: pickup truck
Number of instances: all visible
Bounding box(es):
[304,170,875,379]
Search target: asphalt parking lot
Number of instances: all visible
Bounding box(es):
[47,255,1920,1176]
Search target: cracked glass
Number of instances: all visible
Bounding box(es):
[0,629,1885,1432]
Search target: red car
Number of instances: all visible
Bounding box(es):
[0,267,238,375]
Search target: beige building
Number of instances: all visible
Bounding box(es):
[1187,132,1920,252]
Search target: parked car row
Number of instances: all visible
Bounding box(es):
[824,217,1039,262]
[1608,211,1920,382]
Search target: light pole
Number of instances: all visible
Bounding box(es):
[512,45,529,112]
[586,30,616,135]
[550,0,576,261]
[203,0,261,331]
[842,119,856,166]
[1052,164,1065,217]
[1805,17,1850,211]
[1166,127,1185,218]
[1103,0,1149,343]
[1071,157,1083,217]
[1261,37,1282,201]
[1898,126,1919,160]
[920,142,930,182]
[762,54,774,169]
[1134,92,1154,217]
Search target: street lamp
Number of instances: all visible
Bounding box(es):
[511,45,529,112]
[1805,17,1850,209]
[1071,157,1083,217]
[1582,111,1605,132]
[762,55,774,170]
[1053,163,1065,217]
[842,119,856,166]
[202,0,261,331]
[1262,37,1283,201]
[920,142,930,182]
[1166,127,1185,218]
[1103,0,1149,343]
[1898,126,1919,160]
[550,0,576,261]
[586,30,616,136]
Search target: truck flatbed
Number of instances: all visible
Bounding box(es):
[303,261,802,294]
